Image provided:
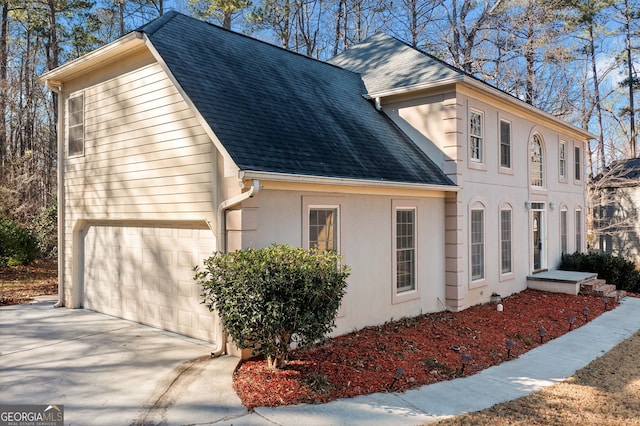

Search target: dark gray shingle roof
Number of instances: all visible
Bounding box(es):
[137,12,454,187]
[328,33,462,95]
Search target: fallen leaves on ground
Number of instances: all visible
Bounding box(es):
[0,259,58,305]
[234,290,617,410]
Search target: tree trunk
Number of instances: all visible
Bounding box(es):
[0,1,8,169]
[623,0,636,156]
[588,23,606,173]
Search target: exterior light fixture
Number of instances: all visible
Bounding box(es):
[568,315,576,331]
[388,367,405,390]
[506,339,515,358]
[461,353,472,374]
[537,326,547,344]
[583,307,589,322]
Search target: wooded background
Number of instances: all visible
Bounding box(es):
[0,0,637,242]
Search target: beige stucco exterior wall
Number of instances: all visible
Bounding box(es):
[384,86,587,311]
[226,186,448,336]
[58,47,226,307]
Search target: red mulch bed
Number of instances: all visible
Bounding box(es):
[234,289,619,409]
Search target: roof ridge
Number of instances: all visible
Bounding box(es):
[138,11,362,79]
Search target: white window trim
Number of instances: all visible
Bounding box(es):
[468,109,485,169]
[559,140,568,181]
[67,92,85,158]
[469,202,486,288]
[304,204,340,252]
[574,144,583,183]
[530,133,545,189]
[499,204,514,281]
[560,206,568,255]
[499,118,512,173]
[392,200,420,304]
[302,196,344,316]
[575,207,583,253]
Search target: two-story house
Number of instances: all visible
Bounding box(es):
[40,11,592,351]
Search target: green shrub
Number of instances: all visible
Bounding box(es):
[29,201,58,259]
[560,251,640,293]
[195,244,350,369]
[0,219,39,266]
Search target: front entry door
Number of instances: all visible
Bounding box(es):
[531,203,546,272]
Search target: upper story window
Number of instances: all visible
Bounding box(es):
[574,145,582,182]
[500,120,511,169]
[469,111,483,162]
[68,94,84,157]
[530,134,544,187]
[559,141,567,179]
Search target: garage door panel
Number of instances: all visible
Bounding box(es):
[84,225,219,344]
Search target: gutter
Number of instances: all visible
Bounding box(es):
[239,171,459,192]
[209,179,260,357]
[365,75,595,141]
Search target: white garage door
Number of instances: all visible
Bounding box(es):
[83,225,220,344]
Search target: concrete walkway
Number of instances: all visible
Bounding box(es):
[2,297,639,425]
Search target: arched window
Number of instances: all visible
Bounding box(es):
[530,134,544,187]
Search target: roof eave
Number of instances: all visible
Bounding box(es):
[367,75,596,141]
[39,32,145,84]
[239,170,459,192]
[363,76,463,100]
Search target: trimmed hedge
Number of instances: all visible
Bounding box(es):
[560,252,640,293]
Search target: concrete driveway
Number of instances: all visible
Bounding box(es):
[0,300,253,425]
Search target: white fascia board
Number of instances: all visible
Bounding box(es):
[363,76,463,100]
[367,75,596,141]
[39,32,144,84]
[239,170,460,192]
[141,33,237,170]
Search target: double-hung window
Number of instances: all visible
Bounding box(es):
[392,201,419,303]
[470,111,483,162]
[500,120,511,169]
[559,141,567,179]
[395,208,416,293]
[471,208,485,281]
[68,94,84,157]
[560,208,568,254]
[576,209,582,252]
[308,208,338,252]
[575,146,582,182]
[500,208,512,274]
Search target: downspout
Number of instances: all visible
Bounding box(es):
[46,79,64,308]
[210,178,260,357]
[216,179,260,253]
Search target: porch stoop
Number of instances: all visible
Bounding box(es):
[527,270,627,302]
[579,277,627,303]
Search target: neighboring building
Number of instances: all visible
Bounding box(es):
[592,158,640,263]
[40,12,593,350]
